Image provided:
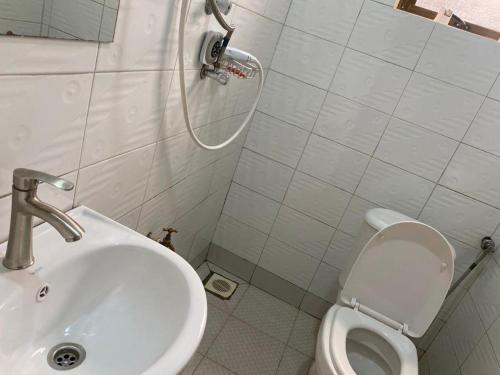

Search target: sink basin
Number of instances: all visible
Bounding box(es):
[0,206,207,375]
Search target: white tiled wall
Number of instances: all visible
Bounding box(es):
[212,0,500,370]
[0,0,281,264]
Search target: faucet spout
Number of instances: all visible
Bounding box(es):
[3,169,85,270]
[27,196,84,242]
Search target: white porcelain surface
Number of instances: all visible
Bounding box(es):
[316,305,417,375]
[0,206,206,375]
[341,221,454,337]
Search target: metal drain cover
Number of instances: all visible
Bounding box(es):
[204,272,238,299]
[47,343,86,371]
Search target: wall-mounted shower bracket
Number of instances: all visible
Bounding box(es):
[200,65,229,85]
[481,236,496,253]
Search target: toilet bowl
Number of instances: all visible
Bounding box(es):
[310,209,455,375]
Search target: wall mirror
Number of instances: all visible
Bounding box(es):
[0,0,120,42]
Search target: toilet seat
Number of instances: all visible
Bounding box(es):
[324,306,417,375]
[314,221,455,375]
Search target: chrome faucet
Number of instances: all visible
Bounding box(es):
[3,169,85,270]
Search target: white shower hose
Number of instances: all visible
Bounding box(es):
[178,0,264,151]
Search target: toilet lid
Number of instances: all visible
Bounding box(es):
[340,221,455,338]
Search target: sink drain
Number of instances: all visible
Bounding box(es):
[47,343,86,371]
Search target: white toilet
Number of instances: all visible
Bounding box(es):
[310,208,455,375]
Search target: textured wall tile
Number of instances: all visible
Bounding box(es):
[338,195,379,236]
[233,0,291,22]
[272,26,343,89]
[284,172,351,227]
[209,151,240,194]
[298,135,370,193]
[314,94,390,155]
[323,230,355,270]
[213,214,268,264]
[416,24,500,95]
[286,0,364,45]
[441,144,500,209]
[331,49,411,114]
[82,71,172,166]
[76,144,155,220]
[461,334,500,375]
[259,237,320,289]
[162,70,232,140]
[349,0,433,69]
[446,292,485,364]
[245,112,309,168]
[96,0,180,71]
[223,183,280,234]
[395,73,484,140]
[469,260,500,329]
[0,37,97,74]
[234,150,294,202]
[271,206,335,259]
[146,132,196,199]
[464,98,500,157]
[308,262,340,303]
[230,5,282,69]
[488,76,500,101]
[419,186,500,247]
[356,159,434,217]
[375,118,458,181]
[0,74,92,196]
[259,71,327,131]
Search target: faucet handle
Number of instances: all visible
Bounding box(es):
[13,168,75,192]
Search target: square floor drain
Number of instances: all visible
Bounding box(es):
[204,272,239,300]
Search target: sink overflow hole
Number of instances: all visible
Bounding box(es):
[47,343,86,371]
[36,284,50,302]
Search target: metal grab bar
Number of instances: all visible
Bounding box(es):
[446,237,496,297]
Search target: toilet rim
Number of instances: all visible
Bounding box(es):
[327,306,417,375]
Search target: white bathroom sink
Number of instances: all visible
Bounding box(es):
[0,206,207,375]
